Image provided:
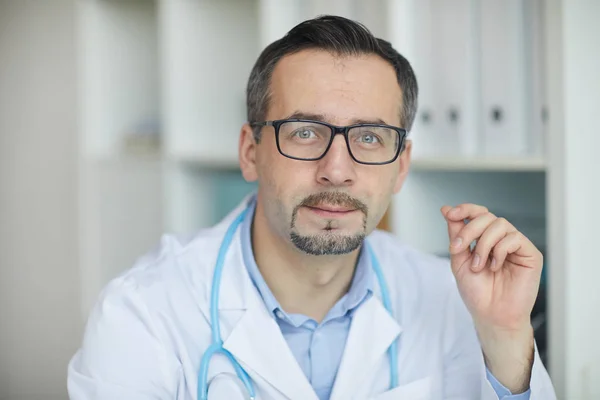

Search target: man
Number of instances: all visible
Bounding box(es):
[68,16,556,399]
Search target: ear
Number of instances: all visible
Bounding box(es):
[392,139,412,194]
[239,123,258,182]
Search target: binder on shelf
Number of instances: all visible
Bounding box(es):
[525,0,547,157]
[479,0,529,156]
[387,0,440,159]
[431,0,480,157]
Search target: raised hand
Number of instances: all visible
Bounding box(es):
[441,203,543,393]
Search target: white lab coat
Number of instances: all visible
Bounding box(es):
[68,197,556,399]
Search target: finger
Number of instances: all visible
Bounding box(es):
[440,205,453,218]
[492,231,541,271]
[471,217,516,272]
[441,206,471,270]
[441,205,464,243]
[444,203,489,222]
[441,203,489,246]
[449,212,497,256]
[491,231,524,271]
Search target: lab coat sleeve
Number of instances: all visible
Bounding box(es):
[442,282,557,400]
[67,278,182,399]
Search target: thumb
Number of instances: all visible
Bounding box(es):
[441,206,471,272]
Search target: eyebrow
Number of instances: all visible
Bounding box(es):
[284,111,389,126]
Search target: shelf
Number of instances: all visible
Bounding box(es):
[79,0,159,158]
[169,152,546,173]
[169,151,240,171]
[85,152,163,166]
[411,156,546,172]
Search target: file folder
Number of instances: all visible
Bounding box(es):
[431,0,480,156]
[387,0,439,159]
[524,0,547,156]
[480,0,529,156]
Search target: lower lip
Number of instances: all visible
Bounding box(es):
[305,206,358,218]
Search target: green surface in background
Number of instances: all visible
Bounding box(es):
[211,170,257,225]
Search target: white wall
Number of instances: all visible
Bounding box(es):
[547,0,600,398]
[560,0,600,397]
[0,1,81,399]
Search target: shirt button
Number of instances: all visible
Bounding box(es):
[275,310,285,319]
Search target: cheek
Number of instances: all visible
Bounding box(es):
[257,143,314,205]
[360,168,398,217]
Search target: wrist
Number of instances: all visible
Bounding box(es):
[476,323,534,394]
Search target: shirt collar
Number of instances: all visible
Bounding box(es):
[240,196,374,321]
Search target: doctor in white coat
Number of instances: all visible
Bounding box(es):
[68,15,556,400]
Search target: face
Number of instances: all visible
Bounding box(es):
[240,49,411,256]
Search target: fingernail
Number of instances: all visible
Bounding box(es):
[451,237,463,248]
[491,258,496,270]
[471,254,480,270]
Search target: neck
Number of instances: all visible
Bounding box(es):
[252,199,360,323]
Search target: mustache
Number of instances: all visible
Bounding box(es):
[298,192,368,216]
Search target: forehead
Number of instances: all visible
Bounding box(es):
[268,49,403,126]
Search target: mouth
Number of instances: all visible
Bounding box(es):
[304,204,358,218]
[294,192,368,226]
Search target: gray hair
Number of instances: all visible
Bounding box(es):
[246,15,419,142]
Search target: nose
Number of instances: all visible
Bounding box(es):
[316,134,357,187]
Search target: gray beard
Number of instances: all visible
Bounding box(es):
[290,218,366,255]
[290,231,365,255]
[288,191,368,255]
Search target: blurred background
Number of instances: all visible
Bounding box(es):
[0,0,598,399]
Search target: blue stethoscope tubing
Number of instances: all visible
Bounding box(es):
[198,206,398,400]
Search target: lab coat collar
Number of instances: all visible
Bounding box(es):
[223,291,319,400]
[211,195,402,399]
[209,194,257,311]
[216,197,318,398]
[221,276,402,400]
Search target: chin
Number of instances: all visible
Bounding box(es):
[289,229,366,256]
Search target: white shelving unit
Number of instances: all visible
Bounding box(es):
[77,0,163,315]
[160,0,259,162]
[79,0,160,159]
[411,156,546,172]
[76,1,600,397]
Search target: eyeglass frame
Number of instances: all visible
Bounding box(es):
[250,119,408,165]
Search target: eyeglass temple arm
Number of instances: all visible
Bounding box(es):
[249,121,273,127]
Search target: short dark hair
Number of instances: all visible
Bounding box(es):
[246,15,418,142]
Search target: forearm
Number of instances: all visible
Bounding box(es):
[476,323,535,394]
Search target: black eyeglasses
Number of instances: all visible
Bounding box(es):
[250,119,407,165]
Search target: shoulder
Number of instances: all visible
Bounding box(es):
[92,200,249,322]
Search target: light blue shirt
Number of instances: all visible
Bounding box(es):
[241,199,530,400]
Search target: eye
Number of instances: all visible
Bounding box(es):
[357,133,380,144]
[292,128,317,139]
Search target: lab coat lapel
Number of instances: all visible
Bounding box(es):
[195,197,314,399]
[213,206,317,399]
[223,297,318,400]
[329,296,402,400]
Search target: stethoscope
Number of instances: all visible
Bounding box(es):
[198,205,399,400]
